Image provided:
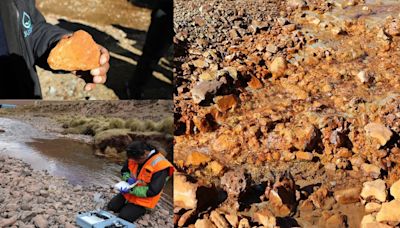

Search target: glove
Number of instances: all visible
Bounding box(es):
[129,186,149,197]
[119,187,130,194]
[127,177,137,185]
[122,172,131,181]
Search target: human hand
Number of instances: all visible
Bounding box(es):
[127,177,137,185]
[85,45,110,91]
[119,187,130,194]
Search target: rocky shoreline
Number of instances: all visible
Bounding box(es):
[0,156,173,228]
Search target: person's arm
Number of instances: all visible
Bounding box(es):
[29,0,70,60]
[28,0,109,91]
[129,168,169,197]
[121,160,131,181]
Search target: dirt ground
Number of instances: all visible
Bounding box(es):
[174,0,400,227]
[35,0,173,100]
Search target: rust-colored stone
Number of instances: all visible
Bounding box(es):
[186,151,211,166]
[48,30,100,71]
[248,76,263,89]
[214,95,238,113]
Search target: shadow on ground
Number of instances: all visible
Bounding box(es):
[56,19,173,100]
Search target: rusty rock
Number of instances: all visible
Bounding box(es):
[212,134,238,152]
[295,151,314,161]
[248,76,263,90]
[48,30,100,71]
[186,151,211,166]
[334,187,361,204]
[214,95,238,113]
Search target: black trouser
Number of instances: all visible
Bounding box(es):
[107,193,146,222]
[128,1,174,98]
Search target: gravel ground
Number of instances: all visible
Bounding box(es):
[173,0,400,227]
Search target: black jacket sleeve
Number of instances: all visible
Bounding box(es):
[121,160,129,176]
[146,168,169,197]
[29,0,70,60]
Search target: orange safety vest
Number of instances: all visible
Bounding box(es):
[123,152,174,209]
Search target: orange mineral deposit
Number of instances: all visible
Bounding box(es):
[48,30,100,71]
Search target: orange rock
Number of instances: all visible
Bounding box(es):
[295,151,314,161]
[248,76,263,89]
[215,95,238,113]
[206,161,224,176]
[186,151,211,166]
[48,30,100,71]
[213,134,238,152]
[193,116,212,133]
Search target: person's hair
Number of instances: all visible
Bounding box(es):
[126,141,156,159]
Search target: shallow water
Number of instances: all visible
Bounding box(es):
[0,118,120,187]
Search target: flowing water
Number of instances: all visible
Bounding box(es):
[0,117,120,187]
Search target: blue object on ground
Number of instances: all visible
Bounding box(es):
[76,210,135,228]
[0,104,17,109]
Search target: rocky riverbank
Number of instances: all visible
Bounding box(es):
[0,156,173,228]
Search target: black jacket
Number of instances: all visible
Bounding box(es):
[0,0,69,98]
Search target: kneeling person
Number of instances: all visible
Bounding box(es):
[107,141,174,222]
